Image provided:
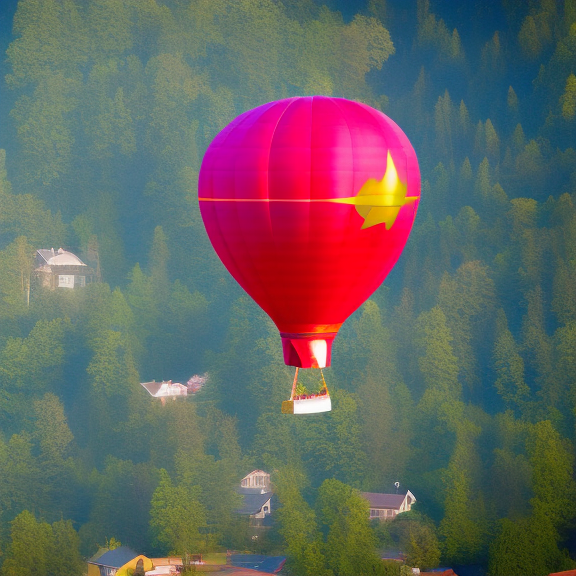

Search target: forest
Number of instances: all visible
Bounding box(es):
[0,0,575,575]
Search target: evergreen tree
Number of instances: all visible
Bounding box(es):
[415,307,461,416]
[507,86,519,112]
[438,261,496,398]
[527,420,576,529]
[518,15,542,58]
[439,419,487,565]
[484,119,500,162]
[560,73,576,119]
[493,312,530,414]
[511,123,526,152]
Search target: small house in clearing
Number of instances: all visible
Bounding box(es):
[141,380,188,405]
[237,470,273,526]
[362,490,416,521]
[34,248,95,289]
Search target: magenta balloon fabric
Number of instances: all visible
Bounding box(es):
[199,96,420,368]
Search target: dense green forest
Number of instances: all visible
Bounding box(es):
[0,0,575,575]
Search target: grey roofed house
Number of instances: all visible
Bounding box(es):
[362,490,416,520]
[87,546,139,568]
[362,493,406,508]
[236,487,273,516]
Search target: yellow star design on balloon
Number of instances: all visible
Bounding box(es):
[331,152,419,229]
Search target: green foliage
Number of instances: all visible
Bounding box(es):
[386,512,440,570]
[0,1,575,573]
[415,306,461,414]
[150,469,207,555]
[274,467,328,576]
[488,515,573,576]
[527,420,576,529]
[49,519,84,576]
[493,311,530,413]
[0,511,83,576]
[86,458,160,552]
[317,479,384,576]
[560,73,576,119]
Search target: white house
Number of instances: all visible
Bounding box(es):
[237,470,273,525]
[240,470,270,490]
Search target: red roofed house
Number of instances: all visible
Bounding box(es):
[421,571,458,576]
[362,490,416,521]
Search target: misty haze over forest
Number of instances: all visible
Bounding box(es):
[0,1,575,575]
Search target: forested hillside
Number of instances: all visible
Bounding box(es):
[0,1,575,575]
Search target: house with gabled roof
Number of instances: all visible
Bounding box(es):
[34,247,95,289]
[87,546,153,576]
[237,470,273,527]
[362,490,416,521]
[240,469,270,490]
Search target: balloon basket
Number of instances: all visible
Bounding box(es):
[281,395,332,414]
[282,367,332,414]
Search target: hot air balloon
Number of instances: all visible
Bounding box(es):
[199,96,420,414]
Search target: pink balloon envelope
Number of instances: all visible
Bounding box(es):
[199,96,420,368]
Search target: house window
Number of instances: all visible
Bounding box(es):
[241,479,248,487]
[370,509,384,518]
[76,275,86,287]
[58,275,74,288]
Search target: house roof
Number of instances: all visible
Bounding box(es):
[230,555,286,574]
[243,469,269,478]
[236,489,272,515]
[141,381,187,398]
[380,549,405,561]
[239,487,269,495]
[36,248,86,267]
[362,492,407,509]
[88,547,109,563]
[420,571,458,576]
[87,546,138,568]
